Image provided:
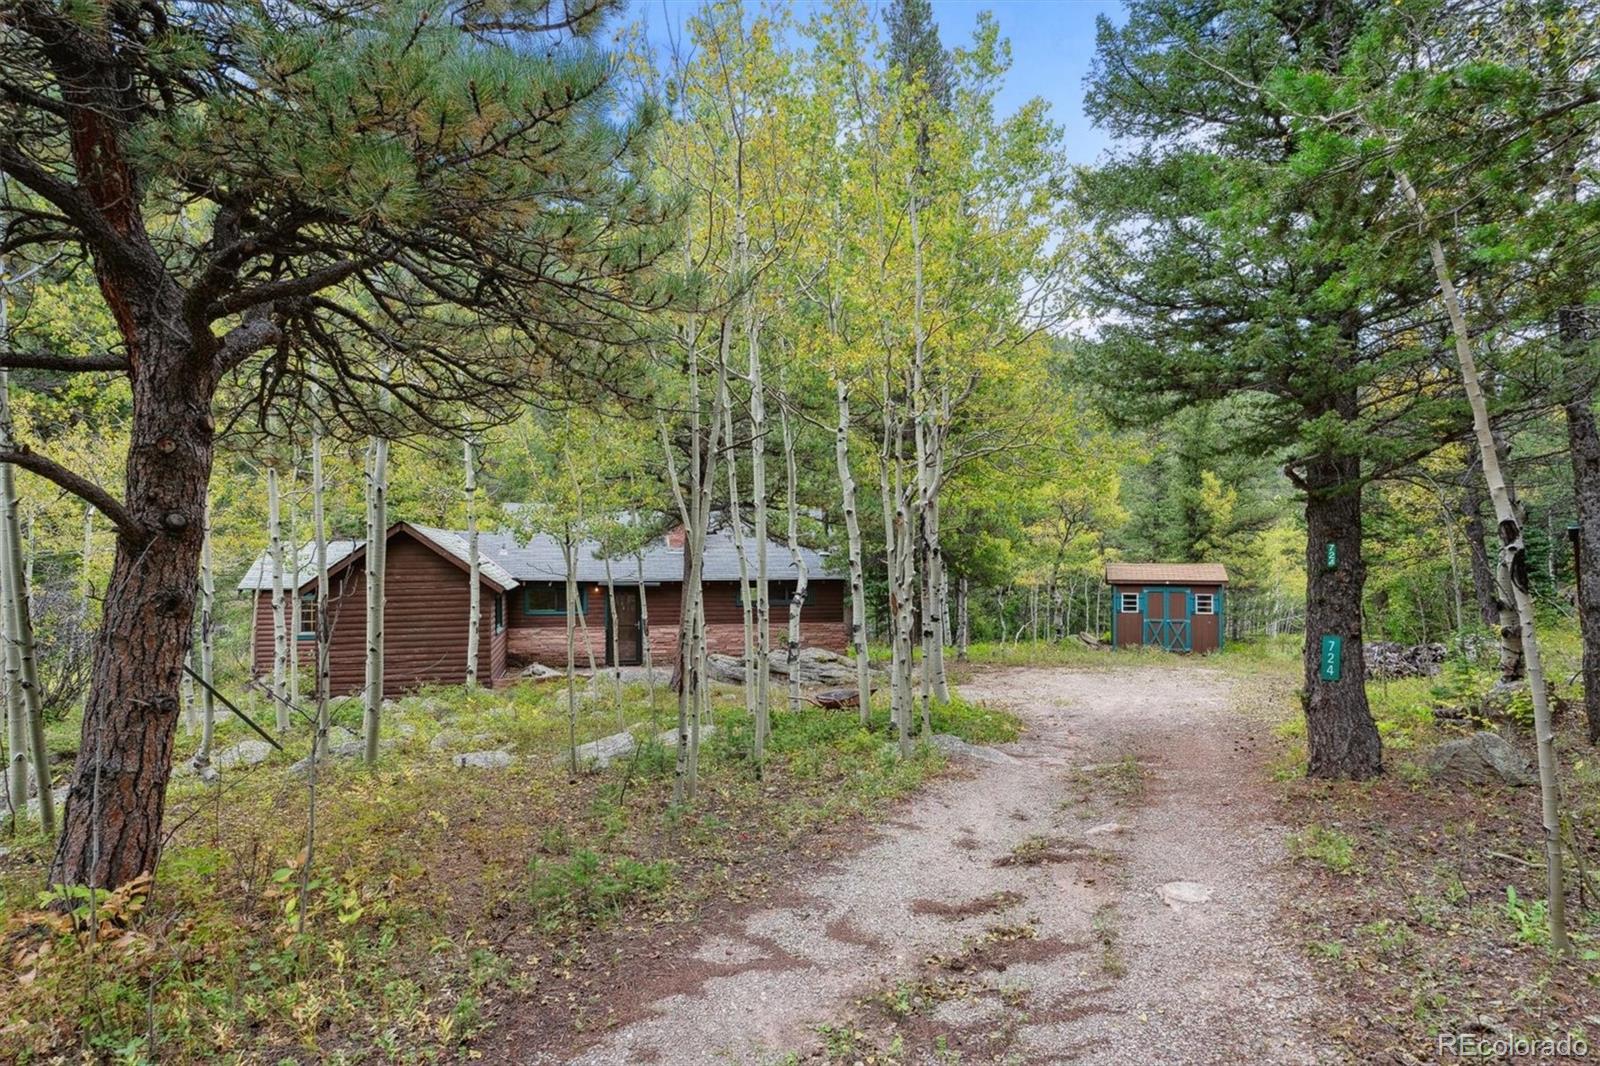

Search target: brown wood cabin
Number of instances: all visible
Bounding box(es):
[1105,562,1229,655]
[239,521,848,697]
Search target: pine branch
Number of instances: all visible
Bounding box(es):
[0,444,145,541]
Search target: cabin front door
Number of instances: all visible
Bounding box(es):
[607,588,644,666]
[1141,587,1192,653]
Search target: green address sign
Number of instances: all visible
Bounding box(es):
[1325,542,1337,570]
[1319,634,1343,681]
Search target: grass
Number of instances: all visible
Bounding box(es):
[0,669,1021,1064]
[1247,621,1600,1060]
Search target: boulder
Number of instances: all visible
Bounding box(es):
[453,750,516,770]
[1364,641,1448,679]
[707,647,877,687]
[566,730,637,768]
[928,733,1015,765]
[1424,730,1535,787]
[519,662,564,681]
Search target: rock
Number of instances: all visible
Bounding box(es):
[430,730,495,752]
[27,786,66,821]
[519,662,564,681]
[928,733,1015,765]
[213,739,274,770]
[1085,821,1128,838]
[1364,641,1448,679]
[1424,730,1535,787]
[808,688,860,710]
[707,648,879,687]
[1076,631,1103,649]
[1157,881,1213,908]
[453,750,515,770]
[657,724,716,748]
[565,731,637,768]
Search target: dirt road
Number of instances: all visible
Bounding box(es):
[547,663,1324,1065]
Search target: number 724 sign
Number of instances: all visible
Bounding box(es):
[1319,635,1343,681]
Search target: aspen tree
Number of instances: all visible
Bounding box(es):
[465,438,480,689]
[604,555,622,722]
[0,365,50,834]
[835,380,871,725]
[1398,168,1569,954]
[780,399,809,712]
[3,535,23,826]
[722,387,757,716]
[363,432,389,766]
[637,551,657,725]
[564,530,579,776]
[267,459,288,731]
[194,505,216,770]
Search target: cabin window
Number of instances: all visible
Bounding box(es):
[298,592,317,638]
[494,593,505,633]
[524,582,585,616]
[737,581,799,608]
[1194,593,1216,615]
[1118,592,1140,614]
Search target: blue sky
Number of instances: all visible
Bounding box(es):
[638,1,1128,165]
[932,0,1123,163]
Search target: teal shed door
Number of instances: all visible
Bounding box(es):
[1141,587,1192,652]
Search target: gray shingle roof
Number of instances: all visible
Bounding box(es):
[238,526,834,592]
[478,528,832,584]
[236,539,361,592]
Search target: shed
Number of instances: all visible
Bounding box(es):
[1104,562,1229,654]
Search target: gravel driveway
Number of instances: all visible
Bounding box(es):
[547,663,1325,1065]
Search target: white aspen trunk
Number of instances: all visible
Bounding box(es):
[957,577,970,662]
[781,401,808,713]
[749,319,771,754]
[286,463,301,711]
[0,367,52,834]
[637,552,657,725]
[268,461,289,730]
[722,387,757,718]
[835,381,871,725]
[363,435,389,765]
[926,484,950,702]
[299,429,330,934]
[605,556,622,723]
[3,515,24,826]
[1030,585,1038,642]
[1398,169,1568,953]
[195,503,216,768]
[660,324,729,797]
[879,413,906,750]
[564,532,579,776]
[996,588,1008,644]
[465,438,480,689]
[908,182,931,737]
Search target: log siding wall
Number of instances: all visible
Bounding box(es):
[251,533,508,697]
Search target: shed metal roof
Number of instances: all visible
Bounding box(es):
[1104,562,1229,585]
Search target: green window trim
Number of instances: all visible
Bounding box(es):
[296,590,317,639]
[523,582,587,617]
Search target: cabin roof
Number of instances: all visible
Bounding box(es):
[238,525,831,592]
[1104,562,1229,585]
[475,528,828,584]
[235,524,518,593]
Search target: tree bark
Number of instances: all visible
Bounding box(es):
[267,461,288,730]
[781,401,808,713]
[362,435,388,764]
[465,438,480,689]
[1400,167,1568,951]
[194,504,216,768]
[1300,448,1383,780]
[1460,454,1498,627]
[50,318,218,889]
[1560,306,1600,744]
[835,381,871,726]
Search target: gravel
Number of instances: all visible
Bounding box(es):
[541,664,1325,1065]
